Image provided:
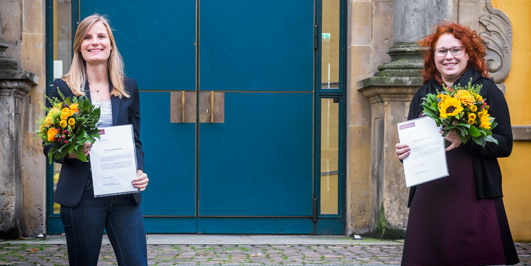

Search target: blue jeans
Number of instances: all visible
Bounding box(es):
[60,179,147,266]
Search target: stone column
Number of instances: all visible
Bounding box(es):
[0,30,37,239]
[357,0,451,238]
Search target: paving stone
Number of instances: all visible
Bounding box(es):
[0,243,528,265]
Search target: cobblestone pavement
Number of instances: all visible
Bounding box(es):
[0,242,530,265]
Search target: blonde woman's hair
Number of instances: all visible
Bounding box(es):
[63,14,129,98]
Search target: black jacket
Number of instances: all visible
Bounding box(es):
[407,68,512,207]
[44,77,144,207]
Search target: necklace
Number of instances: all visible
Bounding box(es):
[88,82,108,93]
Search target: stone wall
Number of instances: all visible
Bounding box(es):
[0,0,46,237]
[348,0,531,241]
[346,0,394,236]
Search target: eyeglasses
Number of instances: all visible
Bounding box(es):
[434,46,464,57]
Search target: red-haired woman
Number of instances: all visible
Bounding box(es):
[395,23,519,265]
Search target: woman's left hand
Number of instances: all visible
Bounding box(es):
[442,129,462,152]
[133,170,149,191]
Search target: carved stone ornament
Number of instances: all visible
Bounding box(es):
[479,1,512,84]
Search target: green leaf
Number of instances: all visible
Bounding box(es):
[79,129,88,139]
[468,126,481,137]
[457,132,468,144]
[490,121,498,130]
[47,150,54,164]
[93,108,101,120]
[65,97,71,106]
[421,108,437,118]
[54,149,67,160]
[476,128,487,137]
[456,122,470,128]
[485,135,498,145]
[57,143,66,153]
[84,98,91,111]
[68,143,75,154]
[90,132,101,139]
[74,147,87,162]
[472,136,486,148]
[57,88,67,101]
[457,127,466,137]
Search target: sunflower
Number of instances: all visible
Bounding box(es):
[468,118,475,125]
[470,105,477,112]
[439,98,463,118]
[68,118,75,126]
[478,109,489,118]
[468,113,476,120]
[479,116,491,129]
[60,120,67,128]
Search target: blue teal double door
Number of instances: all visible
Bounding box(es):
[81,0,336,234]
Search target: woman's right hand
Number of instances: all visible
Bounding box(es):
[395,143,410,160]
[65,142,92,159]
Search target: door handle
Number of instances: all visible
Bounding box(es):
[170,91,196,123]
[182,90,186,122]
[171,91,223,123]
[199,91,224,123]
[210,91,214,123]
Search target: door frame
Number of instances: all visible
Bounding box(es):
[314,0,347,234]
[45,0,347,235]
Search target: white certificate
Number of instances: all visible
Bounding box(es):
[397,116,449,187]
[89,125,139,197]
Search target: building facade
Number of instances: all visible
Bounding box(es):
[0,0,529,240]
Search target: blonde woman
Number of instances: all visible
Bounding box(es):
[44,14,149,265]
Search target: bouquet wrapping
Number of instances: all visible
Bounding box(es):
[420,79,498,148]
[37,88,101,163]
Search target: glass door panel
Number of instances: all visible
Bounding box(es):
[321,0,340,90]
[320,98,339,215]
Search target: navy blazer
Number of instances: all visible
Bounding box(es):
[44,77,144,207]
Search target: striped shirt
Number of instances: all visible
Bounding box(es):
[92,100,113,127]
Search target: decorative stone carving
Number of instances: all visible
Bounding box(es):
[479,1,512,84]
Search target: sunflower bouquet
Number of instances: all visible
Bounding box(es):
[420,79,498,148]
[37,88,101,163]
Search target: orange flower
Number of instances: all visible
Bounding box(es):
[455,90,475,107]
[47,128,59,141]
[70,103,79,113]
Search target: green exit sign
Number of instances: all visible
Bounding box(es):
[322,33,330,40]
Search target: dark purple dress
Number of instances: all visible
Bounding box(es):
[401,146,520,266]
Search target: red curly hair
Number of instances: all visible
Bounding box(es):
[418,22,489,85]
